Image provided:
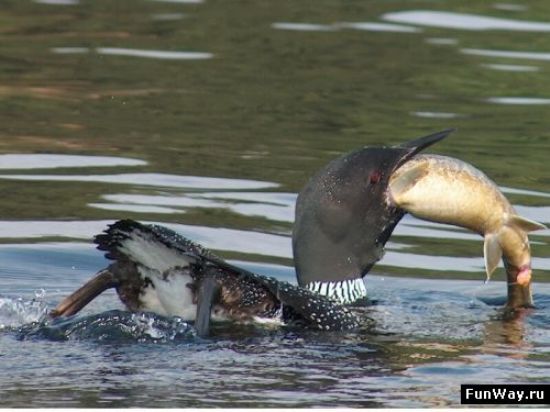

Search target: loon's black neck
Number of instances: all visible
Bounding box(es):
[293,129,454,301]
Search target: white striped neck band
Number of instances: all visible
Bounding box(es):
[305,278,367,305]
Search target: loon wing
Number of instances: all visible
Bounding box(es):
[141,221,361,331]
[53,220,360,333]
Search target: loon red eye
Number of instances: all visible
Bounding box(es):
[369,171,381,184]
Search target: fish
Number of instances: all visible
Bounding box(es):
[388,154,547,308]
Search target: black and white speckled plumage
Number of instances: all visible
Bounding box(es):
[52,219,360,334]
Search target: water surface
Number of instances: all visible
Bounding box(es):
[0,0,549,407]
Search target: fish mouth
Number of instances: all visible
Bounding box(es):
[506,265,534,309]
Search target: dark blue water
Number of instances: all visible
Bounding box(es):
[1,0,550,407]
[1,240,549,407]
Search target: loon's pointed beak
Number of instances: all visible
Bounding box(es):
[396,128,455,167]
[292,129,454,289]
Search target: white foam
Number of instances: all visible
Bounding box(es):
[0,297,48,329]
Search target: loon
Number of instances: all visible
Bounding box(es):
[293,129,545,309]
[293,129,454,303]
[50,219,360,336]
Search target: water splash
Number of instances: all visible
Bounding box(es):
[0,295,49,330]
[19,310,195,343]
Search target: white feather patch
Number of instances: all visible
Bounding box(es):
[117,230,194,273]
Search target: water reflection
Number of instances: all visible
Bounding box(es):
[97,48,213,60]
[3,0,550,407]
[271,23,336,32]
[482,310,531,348]
[51,47,90,55]
[33,0,78,4]
[492,3,528,12]
[481,63,539,72]
[411,111,462,119]
[89,203,182,214]
[335,22,421,33]
[151,13,186,21]
[149,0,203,3]
[272,22,421,33]
[0,173,278,190]
[51,47,213,60]
[383,10,550,31]
[462,48,550,61]
[95,192,296,222]
[0,220,292,259]
[502,187,550,199]
[0,162,548,274]
[487,97,550,105]
[0,154,146,169]
[425,38,458,46]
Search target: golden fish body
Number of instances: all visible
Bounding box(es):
[389,154,546,308]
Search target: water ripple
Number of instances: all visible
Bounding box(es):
[383,10,550,31]
[0,154,146,169]
[51,47,213,60]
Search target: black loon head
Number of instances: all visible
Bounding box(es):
[292,129,454,303]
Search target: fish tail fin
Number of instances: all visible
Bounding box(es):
[484,214,546,282]
[50,269,118,318]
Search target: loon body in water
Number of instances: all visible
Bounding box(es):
[293,129,545,309]
[51,220,360,336]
